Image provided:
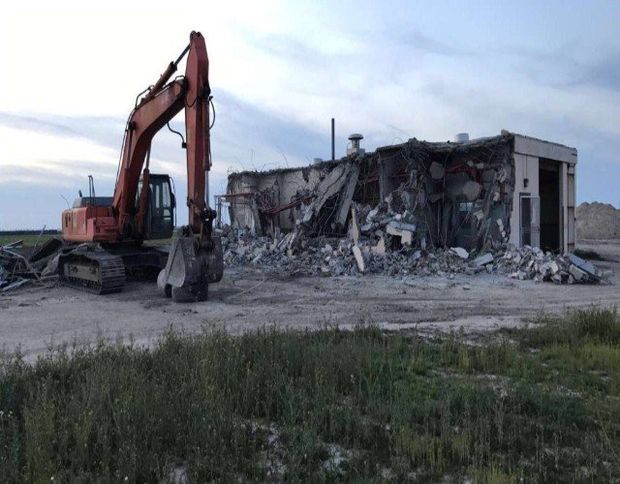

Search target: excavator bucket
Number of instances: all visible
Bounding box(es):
[157,235,223,302]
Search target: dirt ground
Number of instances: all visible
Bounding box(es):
[1,241,619,358]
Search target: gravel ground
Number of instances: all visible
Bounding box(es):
[1,241,618,358]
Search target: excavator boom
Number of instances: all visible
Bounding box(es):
[114,31,212,242]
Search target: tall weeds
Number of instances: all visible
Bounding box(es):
[0,309,618,482]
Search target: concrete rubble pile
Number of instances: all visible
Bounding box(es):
[0,238,62,292]
[221,204,611,284]
[496,246,610,284]
[222,227,473,278]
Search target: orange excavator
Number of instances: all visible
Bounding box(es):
[59,31,223,302]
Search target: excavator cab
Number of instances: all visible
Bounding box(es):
[137,174,176,240]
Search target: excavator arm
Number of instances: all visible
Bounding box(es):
[114,79,185,238]
[113,31,213,243]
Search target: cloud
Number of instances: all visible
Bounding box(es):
[490,41,620,95]
[2,1,620,228]
[0,112,82,138]
[572,52,620,91]
[212,90,330,166]
[0,112,126,153]
[0,89,338,228]
[246,33,324,66]
[396,29,470,56]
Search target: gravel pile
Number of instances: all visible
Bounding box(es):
[576,202,620,240]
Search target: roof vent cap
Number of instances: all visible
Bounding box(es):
[347,133,365,156]
[454,132,469,143]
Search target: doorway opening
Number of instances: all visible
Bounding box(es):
[539,159,560,252]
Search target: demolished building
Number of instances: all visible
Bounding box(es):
[0,131,604,292]
[224,130,577,254]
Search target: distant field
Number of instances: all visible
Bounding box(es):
[0,232,172,247]
[0,233,57,247]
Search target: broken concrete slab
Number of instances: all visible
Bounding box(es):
[472,252,493,267]
[389,221,417,232]
[385,221,416,246]
[29,237,63,264]
[569,264,588,282]
[371,237,386,256]
[386,223,400,237]
[352,245,365,273]
[450,247,469,259]
[334,164,360,229]
[302,162,353,224]
[221,224,610,285]
[348,207,360,244]
[567,254,599,279]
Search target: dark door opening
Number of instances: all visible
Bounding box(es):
[539,160,560,252]
[520,194,532,246]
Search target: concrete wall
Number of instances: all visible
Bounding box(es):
[227,173,259,231]
[228,165,334,233]
[510,134,577,253]
[509,154,540,247]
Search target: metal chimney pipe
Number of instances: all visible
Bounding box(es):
[331,118,335,161]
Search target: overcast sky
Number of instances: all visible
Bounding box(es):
[1,0,619,229]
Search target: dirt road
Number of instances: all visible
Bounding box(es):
[1,242,618,357]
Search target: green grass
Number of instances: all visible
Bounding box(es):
[1,309,619,482]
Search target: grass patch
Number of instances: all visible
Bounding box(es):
[519,307,620,347]
[1,310,619,482]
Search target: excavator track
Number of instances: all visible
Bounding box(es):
[59,251,125,294]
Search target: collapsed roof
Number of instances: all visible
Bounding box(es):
[226,131,521,252]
